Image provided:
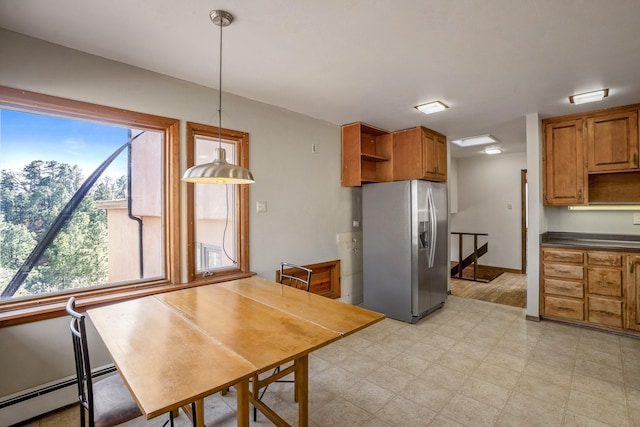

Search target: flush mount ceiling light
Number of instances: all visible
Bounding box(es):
[414,101,449,115]
[483,147,502,155]
[182,10,255,185]
[569,88,609,105]
[451,134,500,147]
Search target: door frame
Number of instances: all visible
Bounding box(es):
[521,169,528,273]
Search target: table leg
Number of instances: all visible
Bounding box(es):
[297,355,309,427]
[237,379,249,427]
[181,400,205,427]
[195,399,205,427]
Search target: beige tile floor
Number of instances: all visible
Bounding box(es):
[24,295,640,427]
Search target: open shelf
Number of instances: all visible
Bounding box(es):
[361,153,390,162]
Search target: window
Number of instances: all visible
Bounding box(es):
[186,122,251,281]
[197,243,222,271]
[0,86,179,318]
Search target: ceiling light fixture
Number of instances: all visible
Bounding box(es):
[182,10,255,185]
[483,147,502,155]
[569,88,609,105]
[414,101,449,115]
[451,134,500,147]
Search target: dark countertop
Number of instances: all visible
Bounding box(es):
[541,232,640,251]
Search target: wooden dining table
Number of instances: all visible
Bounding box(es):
[87,276,384,426]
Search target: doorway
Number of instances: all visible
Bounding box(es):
[449,168,529,309]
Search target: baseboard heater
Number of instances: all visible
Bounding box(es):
[0,364,115,426]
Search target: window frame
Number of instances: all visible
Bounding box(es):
[0,86,180,326]
[185,121,251,282]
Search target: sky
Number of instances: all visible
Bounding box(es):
[0,109,131,179]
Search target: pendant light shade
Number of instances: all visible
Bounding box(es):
[182,10,255,185]
[182,148,255,184]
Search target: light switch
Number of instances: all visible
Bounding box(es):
[507,202,513,210]
[634,212,640,225]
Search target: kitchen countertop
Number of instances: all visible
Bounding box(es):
[541,232,640,251]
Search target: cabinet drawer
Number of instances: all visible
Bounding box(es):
[544,296,584,321]
[543,263,584,280]
[587,268,623,297]
[587,252,623,267]
[543,249,584,263]
[587,296,623,329]
[544,278,584,298]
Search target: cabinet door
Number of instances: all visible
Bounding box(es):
[434,133,448,181]
[392,127,422,181]
[341,123,363,187]
[543,119,585,205]
[421,130,447,182]
[422,130,438,180]
[626,255,640,332]
[587,296,623,328]
[587,267,623,297]
[587,111,639,172]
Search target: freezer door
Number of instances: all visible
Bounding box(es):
[363,181,414,322]
[431,182,449,307]
[413,181,431,316]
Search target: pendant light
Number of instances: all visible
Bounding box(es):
[182,10,255,184]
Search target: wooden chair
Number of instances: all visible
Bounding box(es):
[252,262,312,421]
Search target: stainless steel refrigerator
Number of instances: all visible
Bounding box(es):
[362,180,448,323]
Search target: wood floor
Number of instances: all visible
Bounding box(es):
[449,272,527,308]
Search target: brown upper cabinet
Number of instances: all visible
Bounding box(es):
[543,119,585,205]
[586,110,638,172]
[542,103,640,206]
[341,122,393,187]
[341,122,447,187]
[393,126,447,182]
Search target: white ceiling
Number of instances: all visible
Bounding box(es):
[2,0,640,158]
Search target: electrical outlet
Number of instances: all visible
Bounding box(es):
[634,212,640,225]
[311,144,318,153]
[256,200,267,213]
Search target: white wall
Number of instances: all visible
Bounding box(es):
[0,28,362,417]
[546,208,640,234]
[450,152,527,271]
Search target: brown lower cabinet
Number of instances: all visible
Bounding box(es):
[627,255,640,332]
[541,247,640,333]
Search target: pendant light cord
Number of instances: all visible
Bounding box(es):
[222,184,236,264]
[218,16,223,150]
[218,16,236,265]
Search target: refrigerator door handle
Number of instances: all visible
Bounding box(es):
[428,187,437,268]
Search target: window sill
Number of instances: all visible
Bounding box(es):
[0,271,256,327]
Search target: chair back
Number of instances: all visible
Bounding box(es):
[279,262,312,291]
[66,297,95,427]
